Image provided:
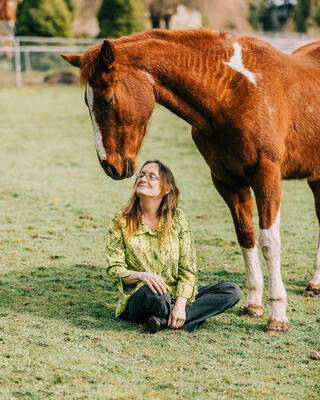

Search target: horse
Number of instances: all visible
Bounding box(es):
[0,0,16,61]
[62,29,320,333]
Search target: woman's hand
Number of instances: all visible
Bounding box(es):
[139,272,167,295]
[168,297,187,328]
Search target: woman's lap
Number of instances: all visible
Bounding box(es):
[121,282,241,331]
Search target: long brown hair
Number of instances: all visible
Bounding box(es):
[114,160,179,243]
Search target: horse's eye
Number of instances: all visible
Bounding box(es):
[103,96,113,107]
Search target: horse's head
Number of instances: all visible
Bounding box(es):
[61,40,155,180]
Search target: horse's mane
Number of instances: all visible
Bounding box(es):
[79,29,233,84]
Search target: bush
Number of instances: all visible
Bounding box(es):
[97,0,146,38]
[16,0,74,37]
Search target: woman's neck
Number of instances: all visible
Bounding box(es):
[139,197,161,220]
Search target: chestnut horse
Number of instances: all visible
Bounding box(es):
[62,29,320,333]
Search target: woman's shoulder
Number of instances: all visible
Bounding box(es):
[172,207,191,229]
[108,209,126,232]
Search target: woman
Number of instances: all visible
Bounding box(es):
[106,160,241,333]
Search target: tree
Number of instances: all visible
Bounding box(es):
[294,0,320,32]
[16,0,74,37]
[64,0,76,18]
[294,0,311,32]
[98,0,146,38]
[308,0,320,28]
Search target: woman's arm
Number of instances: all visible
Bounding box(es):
[122,271,167,295]
[168,296,187,328]
[175,211,198,299]
[169,210,198,328]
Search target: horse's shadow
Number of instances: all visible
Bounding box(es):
[0,264,247,332]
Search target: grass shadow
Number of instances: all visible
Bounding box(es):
[0,265,248,333]
[0,263,137,332]
[198,269,246,287]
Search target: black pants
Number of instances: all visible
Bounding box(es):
[121,282,241,332]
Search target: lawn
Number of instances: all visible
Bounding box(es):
[0,85,319,399]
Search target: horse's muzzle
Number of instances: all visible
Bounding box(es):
[99,158,133,180]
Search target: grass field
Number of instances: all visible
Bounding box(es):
[0,85,319,399]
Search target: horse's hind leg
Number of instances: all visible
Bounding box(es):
[212,176,264,318]
[305,180,320,296]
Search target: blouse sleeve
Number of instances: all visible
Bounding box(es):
[176,210,198,299]
[105,222,135,295]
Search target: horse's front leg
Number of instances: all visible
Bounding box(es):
[212,177,264,318]
[191,126,264,317]
[252,157,289,333]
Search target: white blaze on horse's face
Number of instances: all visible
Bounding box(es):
[223,42,257,85]
[85,83,107,161]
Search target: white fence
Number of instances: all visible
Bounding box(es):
[0,34,319,87]
[0,36,101,87]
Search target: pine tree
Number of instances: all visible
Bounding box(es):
[308,0,320,27]
[98,0,146,38]
[294,0,311,32]
[16,0,74,37]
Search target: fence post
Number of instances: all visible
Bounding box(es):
[24,50,31,72]
[14,37,22,88]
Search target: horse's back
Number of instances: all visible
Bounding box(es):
[291,41,320,66]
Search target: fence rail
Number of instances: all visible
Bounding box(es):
[0,34,319,87]
[0,35,101,87]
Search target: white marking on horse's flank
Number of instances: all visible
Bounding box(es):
[259,209,288,321]
[223,42,257,85]
[241,246,264,306]
[142,71,155,86]
[309,229,320,285]
[86,83,107,161]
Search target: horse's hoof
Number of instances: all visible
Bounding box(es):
[303,284,320,297]
[310,350,320,360]
[265,317,289,334]
[241,304,264,318]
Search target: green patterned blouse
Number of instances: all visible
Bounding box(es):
[106,207,198,317]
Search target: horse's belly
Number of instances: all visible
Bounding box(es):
[281,143,320,180]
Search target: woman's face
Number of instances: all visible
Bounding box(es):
[136,163,162,199]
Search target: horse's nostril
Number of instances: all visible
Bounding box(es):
[99,159,120,180]
[124,158,133,178]
[107,164,119,179]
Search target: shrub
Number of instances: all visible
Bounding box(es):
[97,0,146,38]
[16,0,74,37]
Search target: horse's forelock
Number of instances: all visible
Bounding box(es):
[80,43,103,85]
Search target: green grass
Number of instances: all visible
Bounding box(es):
[0,85,319,400]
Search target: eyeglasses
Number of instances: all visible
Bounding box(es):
[135,172,159,181]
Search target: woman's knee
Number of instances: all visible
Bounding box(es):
[142,286,171,317]
[227,282,242,303]
[216,281,242,303]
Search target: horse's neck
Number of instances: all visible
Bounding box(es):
[119,35,232,131]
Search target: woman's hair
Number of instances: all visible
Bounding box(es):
[114,160,179,243]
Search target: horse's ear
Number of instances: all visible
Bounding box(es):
[60,54,81,68]
[100,40,115,67]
